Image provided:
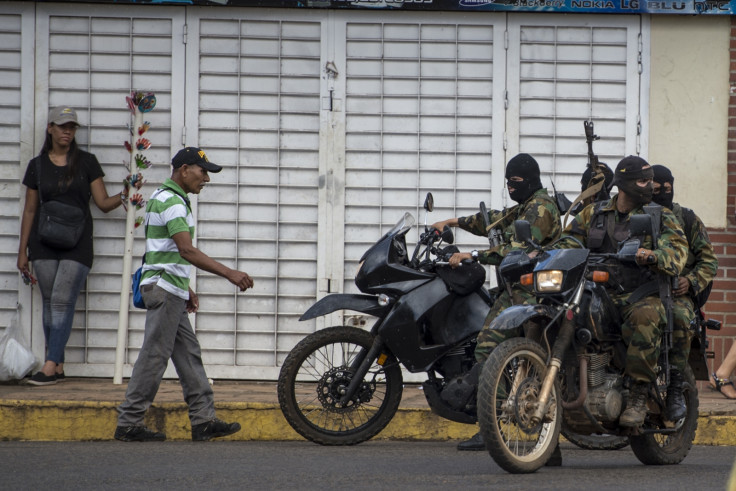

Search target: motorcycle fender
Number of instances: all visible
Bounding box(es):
[488,304,558,332]
[299,293,391,321]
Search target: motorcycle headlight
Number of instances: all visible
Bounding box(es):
[536,270,564,292]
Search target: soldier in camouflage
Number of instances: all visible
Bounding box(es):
[651,164,718,420]
[431,153,561,451]
[554,156,688,427]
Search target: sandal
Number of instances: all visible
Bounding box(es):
[710,373,736,400]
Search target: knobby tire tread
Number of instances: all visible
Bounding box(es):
[277,326,403,446]
[477,338,562,474]
[629,365,698,465]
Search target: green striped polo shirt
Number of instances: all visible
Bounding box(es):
[139,179,194,300]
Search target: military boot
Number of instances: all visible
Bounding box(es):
[666,369,687,421]
[620,382,649,428]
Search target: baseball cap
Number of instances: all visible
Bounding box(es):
[171,147,222,173]
[48,106,79,126]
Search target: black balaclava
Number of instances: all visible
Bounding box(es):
[505,153,542,204]
[581,162,614,201]
[613,155,654,207]
[651,164,674,210]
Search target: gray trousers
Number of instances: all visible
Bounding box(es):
[117,284,215,427]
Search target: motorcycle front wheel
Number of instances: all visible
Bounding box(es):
[277,326,403,445]
[477,338,562,474]
[629,365,698,465]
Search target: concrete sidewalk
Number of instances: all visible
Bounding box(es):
[1,377,735,444]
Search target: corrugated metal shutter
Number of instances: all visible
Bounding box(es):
[0,4,34,339]
[17,6,647,381]
[187,10,323,379]
[343,13,507,298]
[35,4,184,375]
[506,15,644,202]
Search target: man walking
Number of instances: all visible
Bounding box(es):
[115,147,254,442]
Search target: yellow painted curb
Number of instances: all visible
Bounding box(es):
[0,400,731,445]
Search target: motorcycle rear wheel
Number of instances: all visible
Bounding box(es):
[277,326,403,445]
[477,338,562,474]
[629,365,698,465]
[561,430,629,450]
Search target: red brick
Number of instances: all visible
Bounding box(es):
[719,257,736,268]
[725,290,736,303]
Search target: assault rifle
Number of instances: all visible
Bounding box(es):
[561,120,609,227]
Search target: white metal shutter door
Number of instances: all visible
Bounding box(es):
[36,4,184,375]
[190,11,322,379]
[0,4,34,339]
[506,15,644,201]
[343,13,507,298]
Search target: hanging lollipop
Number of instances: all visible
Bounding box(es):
[136,138,151,151]
[134,154,152,170]
[126,96,136,113]
[138,94,156,113]
[123,172,145,191]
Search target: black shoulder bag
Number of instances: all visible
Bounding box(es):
[35,159,87,250]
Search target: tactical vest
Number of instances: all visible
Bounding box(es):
[586,202,656,292]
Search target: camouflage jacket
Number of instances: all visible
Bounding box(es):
[555,195,688,278]
[458,188,561,266]
[671,202,718,297]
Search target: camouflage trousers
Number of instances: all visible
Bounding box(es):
[614,294,665,384]
[669,295,696,372]
[474,286,536,363]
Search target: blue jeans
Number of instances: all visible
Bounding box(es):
[33,259,90,364]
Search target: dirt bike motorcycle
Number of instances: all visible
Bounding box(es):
[476,216,720,473]
[277,194,495,445]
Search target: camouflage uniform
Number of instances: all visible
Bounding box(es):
[668,203,718,371]
[457,188,561,363]
[554,196,688,383]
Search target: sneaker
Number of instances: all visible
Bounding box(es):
[191,418,242,441]
[27,372,57,386]
[55,372,65,381]
[114,425,166,442]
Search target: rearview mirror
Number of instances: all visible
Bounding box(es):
[424,193,434,213]
[441,225,454,245]
[629,214,652,238]
[514,220,532,245]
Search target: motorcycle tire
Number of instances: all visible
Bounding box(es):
[561,430,629,451]
[629,365,698,465]
[477,338,562,474]
[277,325,403,446]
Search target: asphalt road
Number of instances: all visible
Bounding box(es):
[1,441,734,490]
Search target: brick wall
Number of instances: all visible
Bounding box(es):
[701,17,736,373]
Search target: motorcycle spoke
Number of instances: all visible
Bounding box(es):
[292,338,389,433]
[494,353,553,458]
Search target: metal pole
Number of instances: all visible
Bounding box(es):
[113,108,143,384]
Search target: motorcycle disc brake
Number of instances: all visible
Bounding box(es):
[513,377,544,435]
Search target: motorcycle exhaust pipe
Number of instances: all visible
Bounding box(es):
[531,310,577,425]
[561,356,588,410]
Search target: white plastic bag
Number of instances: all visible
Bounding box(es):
[0,309,36,382]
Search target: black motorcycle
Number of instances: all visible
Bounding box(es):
[476,217,720,473]
[277,194,494,445]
